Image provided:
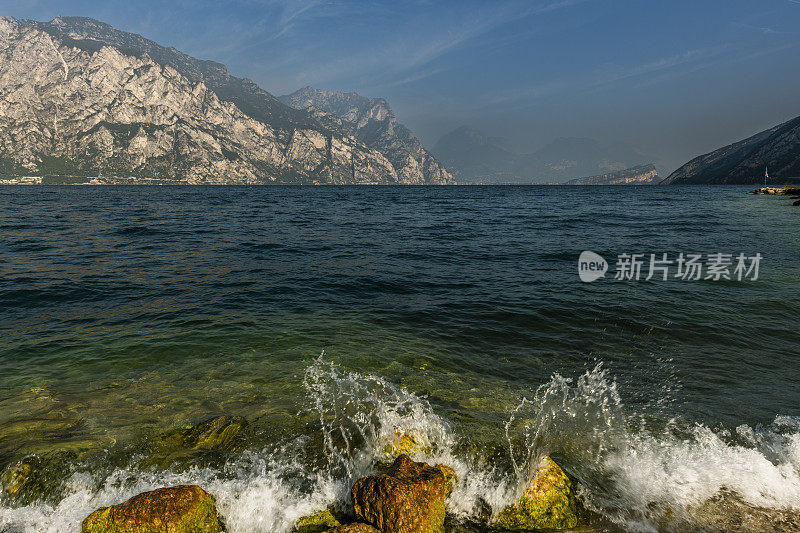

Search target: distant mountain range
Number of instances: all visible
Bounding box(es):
[279,87,451,184]
[564,164,658,185]
[661,115,800,184]
[432,126,655,183]
[0,15,453,184]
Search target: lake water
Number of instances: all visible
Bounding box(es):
[1,185,799,532]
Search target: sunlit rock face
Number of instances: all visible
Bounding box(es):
[280,86,454,185]
[0,16,418,184]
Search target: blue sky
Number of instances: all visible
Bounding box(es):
[2,0,800,171]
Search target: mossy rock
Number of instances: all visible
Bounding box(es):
[353,454,449,533]
[144,415,247,469]
[326,524,379,533]
[435,465,457,498]
[380,429,432,461]
[82,485,223,533]
[295,509,341,533]
[492,456,579,530]
[0,451,76,505]
[297,509,340,531]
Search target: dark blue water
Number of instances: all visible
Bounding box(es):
[1,185,799,531]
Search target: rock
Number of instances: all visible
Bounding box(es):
[437,465,457,498]
[793,200,800,206]
[381,429,431,460]
[0,451,75,505]
[748,187,800,196]
[159,415,246,451]
[0,457,36,501]
[492,456,579,531]
[326,524,380,533]
[295,509,340,533]
[692,490,800,532]
[352,454,450,533]
[82,485,223,533]
[144,415,246,468]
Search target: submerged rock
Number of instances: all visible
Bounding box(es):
[82,485,223,533]
[0,451,75,505]
[492,456,578,531]
[352,454,451,533]
[145,415,247,468]
[0,457,38,502]
[692,490,800,532]
[295,509,341,533]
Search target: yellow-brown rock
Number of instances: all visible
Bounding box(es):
[82,485,223,533]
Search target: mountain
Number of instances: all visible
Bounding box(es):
[432,126,518,182]
[564,164,658,185]
[279,87,451,184]
[0,15,451,184]
[661,115,800,184]
[433,126,654,183]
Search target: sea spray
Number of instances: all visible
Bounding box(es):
[2,357,800,532]
[504,363,625,494]
[504,363,800,531]
[301,353,515,520]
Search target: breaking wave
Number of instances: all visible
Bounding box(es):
[1,356,799,532]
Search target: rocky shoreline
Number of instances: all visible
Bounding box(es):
[747,186,800,206]
[75,450,577,533]
[4,412,800,532]
[2,415,583,532]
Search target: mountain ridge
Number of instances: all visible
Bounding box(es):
[564,164,658,185]
[661,115,800,184]
[432,126,654,183]
[279,86,452,184]
[0,15,452,184]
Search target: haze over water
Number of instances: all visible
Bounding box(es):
[1,185,799,531]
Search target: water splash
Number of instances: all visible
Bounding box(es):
[504,363,800,531]
[505,363,624,492]
[301,353,512,520]
[2,357,799,532]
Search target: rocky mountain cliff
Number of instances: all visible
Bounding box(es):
[661,115,800,184]
[279,87,452,184]
[564,164,658,185]
[433,126,654,184]
[0,15,451,184]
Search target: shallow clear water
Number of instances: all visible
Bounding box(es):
[1,185,799,532]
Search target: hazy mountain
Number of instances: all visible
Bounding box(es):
[661,115,800,184]
[0,15,451,184]
[432,126,517,182]
[279,87,451,184]
[433,126,654,183]
[564,164,658,185]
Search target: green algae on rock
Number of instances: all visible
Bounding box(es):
[144,415,247,469]
[0,451,76,505]
[381,429,432,460]
[352,454,449,533]
[326,524,380,533]
[295,509,341,533]
[492,456,578,530]
[82,485,223,533]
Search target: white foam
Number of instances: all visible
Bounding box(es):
[506,364,800,531]
[2,357,799,532]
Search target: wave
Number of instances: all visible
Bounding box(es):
[1,357,798,532]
